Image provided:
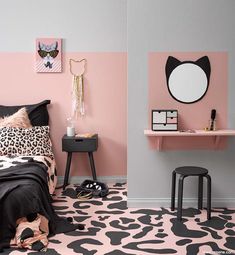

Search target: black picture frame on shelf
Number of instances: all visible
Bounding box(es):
[152,110,178,131]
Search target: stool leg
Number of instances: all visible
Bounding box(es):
[198,176,203,210]
[171,171,176,211]
[177,175,185,221]
[205,174,211,220]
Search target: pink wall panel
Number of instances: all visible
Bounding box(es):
[0,52,127,176]
[148,52,228,150]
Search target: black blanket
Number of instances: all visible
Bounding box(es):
[0,161,77,249]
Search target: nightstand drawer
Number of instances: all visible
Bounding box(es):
[62,135,98,152]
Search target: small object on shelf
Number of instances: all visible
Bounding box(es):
[152,110,178,131]
[75,133,95,138]
[209,109,217,131]
[179,129,195,133]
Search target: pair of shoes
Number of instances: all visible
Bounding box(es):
[77,190,93,200]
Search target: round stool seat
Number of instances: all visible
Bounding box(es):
[175,166,208,176]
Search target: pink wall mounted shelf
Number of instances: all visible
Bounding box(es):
[144,129,235,150]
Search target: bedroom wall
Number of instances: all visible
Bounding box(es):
[127,0,235,207]
[0,0,127,179]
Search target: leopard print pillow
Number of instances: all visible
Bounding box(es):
[0,126,54,158]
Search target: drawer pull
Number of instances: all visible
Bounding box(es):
[75,139,84,142]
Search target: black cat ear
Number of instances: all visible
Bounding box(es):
[195,56,211,81]
[165,56,181,81]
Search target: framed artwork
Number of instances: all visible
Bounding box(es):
[36,38,62,73]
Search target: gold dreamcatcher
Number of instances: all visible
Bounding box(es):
[69,58,87,118]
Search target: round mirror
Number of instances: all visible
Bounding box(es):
[165,56,211,104]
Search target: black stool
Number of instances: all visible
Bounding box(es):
[171,166,211,221]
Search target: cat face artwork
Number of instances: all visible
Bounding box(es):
[165,56,211,104]
[38,41,59,69]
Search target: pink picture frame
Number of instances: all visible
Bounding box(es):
[35,38,62,73]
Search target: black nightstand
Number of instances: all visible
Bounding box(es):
[62,134,98,190]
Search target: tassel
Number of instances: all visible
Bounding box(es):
[71,75,85,118]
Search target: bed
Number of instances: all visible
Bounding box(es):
[0,101,78,252]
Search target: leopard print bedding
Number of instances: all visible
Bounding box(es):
[0,155,57,194]
[5,183,235,255]
[0,126,54,159]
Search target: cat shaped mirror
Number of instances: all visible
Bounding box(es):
[165,56,211,104]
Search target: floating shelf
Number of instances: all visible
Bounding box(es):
[144,129,235,150]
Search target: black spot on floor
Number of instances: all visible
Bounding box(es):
[110,220,140,230]
[201,227,222,239]
[107,191,120,195]
[198,216,228,230]
[106,231,130,245]
[186,242,228,255]
[95,210,125,215]
[176,239,192,246]
[67,238,103,255]
[113,183,126,187]
[133,226,153,239]
[123,240,177,254]
[61,188,78,199]
[137,215,163,227]
[65,227,100,236]
[73,216,91,223]
[131,209,162,215]
[120,217,135,224]
[104,250,135,255]
[170,218,208,238]
[76,210,88,215]
[226,222,235,228]
[224,237,235,250]
[108,201,127,210]
[155,233,168,238]
[225,229,235,236]
[219,214,232,220]
[91,220,106,228]
[102,196,123,201]
[73,200,103,209]
[181,208,201,217]
[98,215,110,221]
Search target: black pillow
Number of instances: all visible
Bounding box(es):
[0,100,50,126]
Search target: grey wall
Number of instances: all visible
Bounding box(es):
[127,0,235,207]
[0,0,127,52]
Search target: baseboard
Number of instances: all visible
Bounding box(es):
[57,175,127,185]
[127,198,235,208]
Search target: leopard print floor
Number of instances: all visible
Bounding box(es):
[5,183,235,255]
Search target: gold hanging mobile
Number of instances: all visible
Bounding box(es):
[69,58,87,118]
